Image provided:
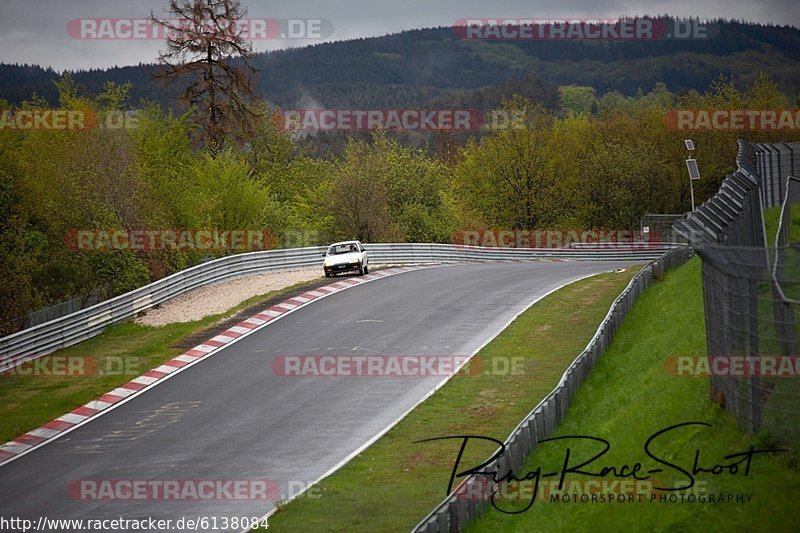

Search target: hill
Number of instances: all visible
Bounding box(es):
[1,19,800,110]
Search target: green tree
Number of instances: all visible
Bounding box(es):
[454,98,559,229]
[559,85,597,114]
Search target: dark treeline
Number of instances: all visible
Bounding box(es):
[1,19,800,109]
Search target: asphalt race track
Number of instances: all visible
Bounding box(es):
[0,260,640,529]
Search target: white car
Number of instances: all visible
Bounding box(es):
[323,240,369,277]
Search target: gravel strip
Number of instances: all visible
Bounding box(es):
[135,267,324,327]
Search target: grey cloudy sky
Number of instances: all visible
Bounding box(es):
[1,0,798,71]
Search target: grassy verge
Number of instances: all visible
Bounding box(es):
[468,258,800,532]
[0,279,323,444]
[267,267,641,532]
[763,203,800,246]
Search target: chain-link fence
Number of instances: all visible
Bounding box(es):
[413,246,693,532]
[0,287,109,336]
[640,213,688,244]
[675,140,800,446]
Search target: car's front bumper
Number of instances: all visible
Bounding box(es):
[324,262,361,275]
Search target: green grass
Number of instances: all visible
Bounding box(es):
[468,258,800,533]
[267,267,641,532]
[754,204,800,441]
[764,203,800,247]
[0,279,322,444]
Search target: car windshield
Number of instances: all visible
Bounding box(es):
[327,244,357,255]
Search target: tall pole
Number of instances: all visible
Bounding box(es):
[685,140,699,212]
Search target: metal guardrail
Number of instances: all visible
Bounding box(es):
[0,243,675,372]
[566,242,680,250]
[412,245,694,533]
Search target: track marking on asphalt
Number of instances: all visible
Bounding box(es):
[0,265,442,468]
[248,266,630,530]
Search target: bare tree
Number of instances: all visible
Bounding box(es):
[328,138,403,243]
[330,169,394,243]
[151,0,261,151]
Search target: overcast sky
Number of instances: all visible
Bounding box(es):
[2,0,798,71]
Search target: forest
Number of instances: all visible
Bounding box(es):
[2,71,799,333]
[2,19,800,109]
[2,16,800,334]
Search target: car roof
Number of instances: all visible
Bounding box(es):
[328,240,361,247]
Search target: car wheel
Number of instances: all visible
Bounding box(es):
[364,264,369,274]
[325,272,331,278]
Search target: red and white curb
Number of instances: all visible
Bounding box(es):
[0,265,435,467]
